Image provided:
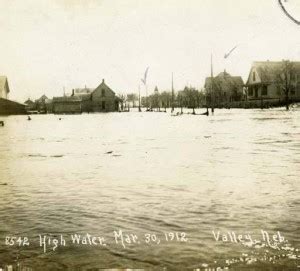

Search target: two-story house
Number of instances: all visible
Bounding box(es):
[246,61,300,100]
[204,71,244,105]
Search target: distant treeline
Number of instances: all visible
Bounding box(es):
[120,86,206,111]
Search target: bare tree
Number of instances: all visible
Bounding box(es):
[184,87,198,114]
[126,93,138,108]
[160,91,171,111]
[177,90,185,114]
[277,60,295,111]
[118,94,127,111]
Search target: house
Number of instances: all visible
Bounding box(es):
[0,76,10,99]
[24,99,37,112]
[35,95,49,113]
[246,61,300,100]
[52,96,82,114]
[74,79,121,112]
[204,71,244,105]
[89,79,120,112]
[24,96,53,113]
[71,88,93,113]
[52,79,121,114]
[35,94,48,104]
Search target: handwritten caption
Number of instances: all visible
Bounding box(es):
[2,230,290,253]
[3,230,188,253]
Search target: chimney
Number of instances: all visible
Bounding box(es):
[102,79,105,83]
[72,89,74,96]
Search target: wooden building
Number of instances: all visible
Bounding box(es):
[35,95,49,113]
[52,96,82,114]
[0,76,26,115]
[89,79,120,112]
[52,79,121,114]
[71,88,93,113]
[246,61,300,100]
[24,99,36,112]
[205,71,244,105]
[0,98,26,115]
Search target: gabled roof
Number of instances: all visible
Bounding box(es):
[92,79,116,95]
[36,95,49,102]
[216,71,231,77]
[0,76,10,93]
[24,99,35,105]
[246,61,300,85]
[205,71,244,92]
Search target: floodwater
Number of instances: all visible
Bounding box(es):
[0,108,299,270]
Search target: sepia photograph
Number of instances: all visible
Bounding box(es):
[0,0,299,270]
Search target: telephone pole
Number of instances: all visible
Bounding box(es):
[138,84,141,112]
[211,54,215,113]
[171,72,174,113]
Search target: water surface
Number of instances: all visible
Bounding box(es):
[0,108,299,270]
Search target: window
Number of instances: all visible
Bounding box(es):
[261,85,268,96]
[248,88,253,96]
[254,86,258,98]
[252,71,256,81]
[102,101,106,110]
[101,89,105,97]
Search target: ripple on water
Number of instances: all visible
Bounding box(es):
[0,110,299,269]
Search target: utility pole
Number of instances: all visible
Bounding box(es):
[171,72,174,113]
[211,54,215,113]
[146,84,148,110]
[138,84,141,112]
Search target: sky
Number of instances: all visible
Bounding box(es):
[0,0,299,102]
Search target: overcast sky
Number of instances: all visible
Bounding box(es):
[0,0,299,102]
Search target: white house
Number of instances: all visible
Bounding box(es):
[246,61,300,100]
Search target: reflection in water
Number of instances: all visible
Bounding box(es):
[0,108,299,270]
